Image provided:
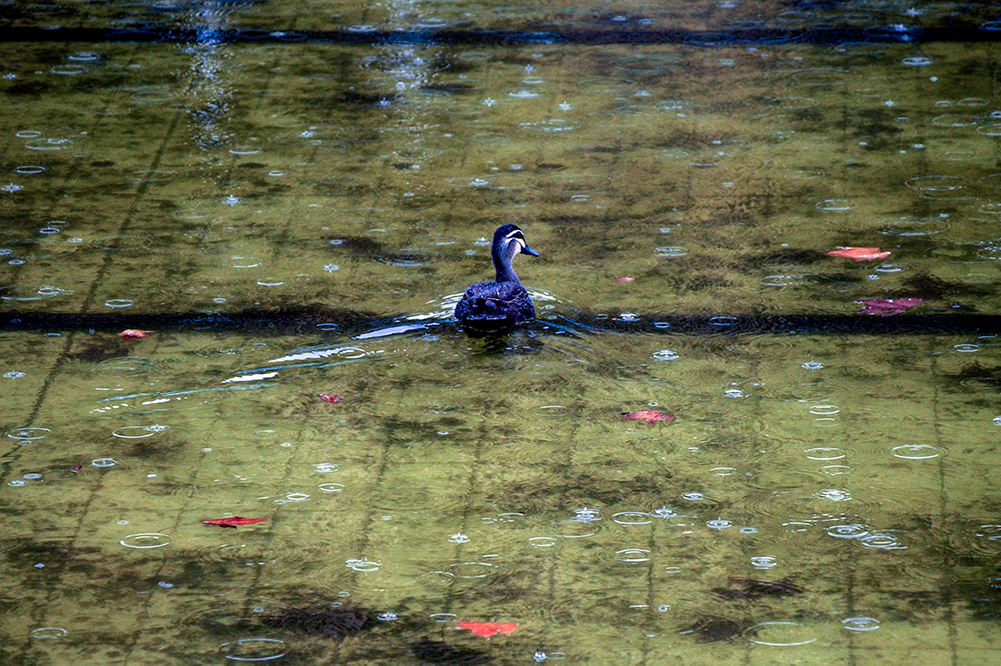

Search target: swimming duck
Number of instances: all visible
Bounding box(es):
[455,224,540,333]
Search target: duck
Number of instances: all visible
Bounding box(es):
[455,224,540,333]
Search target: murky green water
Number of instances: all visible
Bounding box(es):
[3,1,1001,664]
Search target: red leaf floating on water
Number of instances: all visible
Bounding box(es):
[71,465,83,473]
[857,298,923,316]
[615,276,636,283]
[825,247,891,261]
[201,517,269,529]
[456,621,519,638]
[319,393,341,403]
[622,410,674,425]
[118,329,149,339]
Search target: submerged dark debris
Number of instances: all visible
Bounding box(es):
[411,639,492,665]
[681,617,752,643]
[262,605,372,638]
[711,576,804,601]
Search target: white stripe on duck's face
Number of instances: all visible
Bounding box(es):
[503,229,527,252]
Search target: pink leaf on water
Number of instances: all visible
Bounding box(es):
[621,410,674,425]
[857,298,923,316]
[825,247,891,261]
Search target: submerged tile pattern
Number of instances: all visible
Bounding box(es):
[3,2,1001,665]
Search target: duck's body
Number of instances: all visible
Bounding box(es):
[455,224,539,333]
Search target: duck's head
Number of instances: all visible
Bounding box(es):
[493,224,539,259]
[491,224,538,284]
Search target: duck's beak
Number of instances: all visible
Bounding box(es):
[521,244,540,257]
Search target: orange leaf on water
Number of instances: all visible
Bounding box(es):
[118,329,149,339]
[456,621,519,638]
[824,247,891,261]
[318,394,341,403]
[201,517,269,528]
[622,410,674,425]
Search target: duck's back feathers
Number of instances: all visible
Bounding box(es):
[455,281,536,332]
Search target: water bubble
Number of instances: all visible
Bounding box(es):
[283,493,310,502]
[748,622,817,646]
[120,533,170,549]
[112,425,168,439]
[92,458,118,467]
[345,558,380,572]
[814,489,851,502]
[751,556,777,569]
[953,344,980,353]
[892,444,940,459]
[655,246,689,257]
[126,170,176,183]
[315,463,339,473]
[4,371,25,378]
[827,524,868,539]
[653,349,680,361]
[707,518,732,530]
[901,56,931,66]
[318,483,344,493]
[572,507,601,522]
[805,447,845,460]
[905,175,969,199]
[650,507,677,518]
[860,533,906,550]
[31,627,67,639]
[377,611,398,621]
[51,65,85,75]
[529,537,558,548]
[220,638,286,661]
[448,561,496,578]
[615,548,651,563]
[23,473,41,480]
[817,199,854,211]
[8,480,27,487]
[708,316,738,327]
[612,512,653,525]
[104,299,133,309]
[842,617,880,631]
[448,533,470,543]
[809,404,840,415]
[739,527,758,534]
[682,492,705,501]
[15,165,45,175]
[7,427,49,440]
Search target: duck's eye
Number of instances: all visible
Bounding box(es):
[466,288,475,296]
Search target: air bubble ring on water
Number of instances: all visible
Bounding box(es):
[7,427,49,440]
[220,638,286,662]
[842,617,880,631]
[612,512,653,525]
[827,524,869,539]
[345,558,380,572]
[615,548,651,563]
[120,533,170,549]
[31,627,68,639]
[892,444,941,459]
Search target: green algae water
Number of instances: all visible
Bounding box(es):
[3,2,1001,664]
